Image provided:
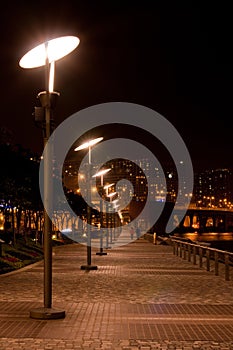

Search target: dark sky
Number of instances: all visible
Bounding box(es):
[0,1,232,173]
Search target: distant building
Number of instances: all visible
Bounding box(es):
[194,168,233,209]
[63,158,178,204]
[63,159,233,211]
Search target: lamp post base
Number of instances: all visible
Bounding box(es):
[30,307,65,320]
[96,251,107,255]
[96,247,107,255]
[80,265,98,270]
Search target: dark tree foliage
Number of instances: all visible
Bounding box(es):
[65,188,100,223]
[0,142,42,211]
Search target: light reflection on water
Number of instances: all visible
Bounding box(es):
[173,232,233,252]
[184,232,233,242]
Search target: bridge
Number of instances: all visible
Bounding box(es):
[176,205,233,233]
[149,202,233,235]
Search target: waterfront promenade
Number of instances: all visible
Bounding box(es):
[1,232,233,349]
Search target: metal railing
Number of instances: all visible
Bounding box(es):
[171,238,233,281]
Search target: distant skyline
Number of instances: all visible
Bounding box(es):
[0,2,232,173]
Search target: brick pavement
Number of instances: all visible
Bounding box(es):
[0,231,233,349]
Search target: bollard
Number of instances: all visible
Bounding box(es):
[153,232,157,244]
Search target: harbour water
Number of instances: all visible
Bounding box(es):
[173,232,233,253]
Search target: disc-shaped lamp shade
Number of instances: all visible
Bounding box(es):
[108,192,117,198]
[74,137,103,152]
[92,168,111,178]
[104,183,115,190]
[19,36,80,68]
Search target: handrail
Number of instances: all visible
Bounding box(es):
[170,238,233,281]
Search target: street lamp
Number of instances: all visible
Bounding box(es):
[108,192,117,199]
[112,200,120,240]
[107,191,117,245]
[19,35,80,319]
[92,168,111,256]
[103,183,115,248]
[74,137,103,270]
[104,183,115,195]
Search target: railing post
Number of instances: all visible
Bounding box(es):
[193,245,196,265]
[173,242,176,255]
[188,244,191,262]
[171,239,233,281]
[214,251,219,276]
[183,244,186,260]
[225,253,230,281]
[199,247,203,268]
[206,249,210,271]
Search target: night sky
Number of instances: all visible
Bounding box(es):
[0,1,232,173]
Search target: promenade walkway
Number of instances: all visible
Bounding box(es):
[0,233,233,349]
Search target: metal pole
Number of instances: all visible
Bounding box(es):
[43,97,52,308]
[105,201,110,249]
[96,176,107,256]
[109,199,113,244]
[43,47,52,308]
[30,48,65,319]
[81,149,97,270]
[87,162,92,265]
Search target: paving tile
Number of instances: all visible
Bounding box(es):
[1,237,233,348]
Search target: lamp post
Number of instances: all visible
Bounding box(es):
[92,168,111,256]
[107,192,118,244]
[74,137,103,270]
[19,36,79,319]
[112,200,120,240]
[103,183,115,248]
